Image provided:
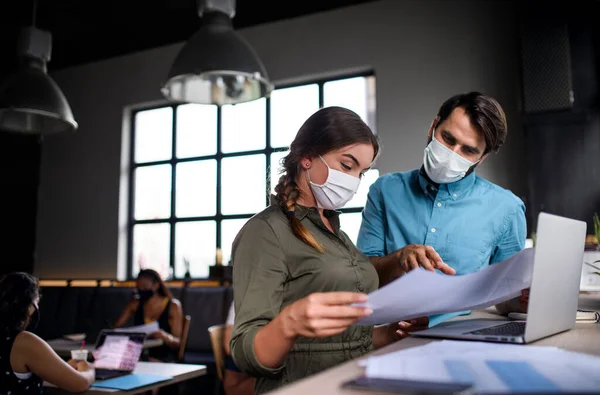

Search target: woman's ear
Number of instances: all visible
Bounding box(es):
[300,157,312,170]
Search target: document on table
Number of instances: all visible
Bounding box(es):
[113,321,159,335]
[360,340,600,393]
[356,248,534,325]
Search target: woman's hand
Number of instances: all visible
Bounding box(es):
[67,359,94,372]
[149,330,165,340]
[281,292,372,339]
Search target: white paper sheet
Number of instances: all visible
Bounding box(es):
[361,341,600,393]
[356,248,535,325]
[113,321,159,336]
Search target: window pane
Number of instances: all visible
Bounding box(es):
[176,104,217,158]
[222,155,266,215]
[270,150,288,194]
[176,160,217,218]
[135,107,173,163]
[175,221,216,279]
[270,84,319,148]
[221,218,249,265]
[134,164,172,220]
[132,223,171,279]
[339,212,363,245]
[222,98,266,153]
[346,169,380,208]
[323,76,376,130]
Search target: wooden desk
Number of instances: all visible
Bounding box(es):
[269,294,600,395]
[44,362,206,394]
[47,338,163,358]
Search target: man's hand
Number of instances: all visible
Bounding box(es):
[395,316,430,338]
[373,316,430,348]
[395,245,456,275]
[518,289,529,313]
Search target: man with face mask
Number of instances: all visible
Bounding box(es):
[357,92,527,330]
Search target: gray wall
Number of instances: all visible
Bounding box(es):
[35,0,527,279]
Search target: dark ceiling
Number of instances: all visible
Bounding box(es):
[0,0,376,76]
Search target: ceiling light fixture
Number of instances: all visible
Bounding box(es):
[161,0,273,106]
[0,0,77,134]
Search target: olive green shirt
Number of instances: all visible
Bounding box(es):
[230,201,379,394]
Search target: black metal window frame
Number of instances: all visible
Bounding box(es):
[127,71,374,280]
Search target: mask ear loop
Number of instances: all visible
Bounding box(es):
[307,156,331,187]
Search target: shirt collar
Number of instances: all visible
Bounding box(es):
[269,194,340,222]
[417,166,477,200]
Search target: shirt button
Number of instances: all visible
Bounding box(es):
[357,284,365,292]
[437,202,442,207]
[453,193,457,198]
[431,228,436,233]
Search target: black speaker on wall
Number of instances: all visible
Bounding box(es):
[521,23,574,113]
[520,1,598,114]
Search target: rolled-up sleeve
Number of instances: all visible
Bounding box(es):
[491,200,527,264]
[357,177,386,257]
[230,217,288,378]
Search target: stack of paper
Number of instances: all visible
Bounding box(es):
[113,321,159,335]
[356,249,535,325]
[361,341,600,393]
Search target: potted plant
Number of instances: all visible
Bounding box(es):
[581,213,600,291]
[595,212,600,246]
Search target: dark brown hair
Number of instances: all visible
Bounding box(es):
[137,269,173,298]
[274,106,379,252]
[436,92,507,154]
[0,272,40,331]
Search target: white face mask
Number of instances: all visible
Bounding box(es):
[308,156,361,210]
[423,130,479,184]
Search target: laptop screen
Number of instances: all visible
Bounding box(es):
[93,331,146,371]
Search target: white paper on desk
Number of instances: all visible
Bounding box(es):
[113,321,159,335]
[362,341,600,393]
[355,248,534,325]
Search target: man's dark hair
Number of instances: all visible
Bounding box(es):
[436,92,507,154]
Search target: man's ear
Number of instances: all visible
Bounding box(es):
[427,116,440,138]
[478,153,489,164]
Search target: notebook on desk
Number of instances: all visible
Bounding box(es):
[508,310,600,323]
[92,373,172,390]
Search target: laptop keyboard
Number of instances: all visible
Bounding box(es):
[467,321,526,336]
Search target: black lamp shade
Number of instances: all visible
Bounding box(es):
[161,12,273,106]
[0,66,78,134]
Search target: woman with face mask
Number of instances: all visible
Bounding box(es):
[0,272,95,394]
[230,107,407,394]
[115,269,183,363]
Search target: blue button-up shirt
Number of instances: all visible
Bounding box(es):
[357,168,526,326]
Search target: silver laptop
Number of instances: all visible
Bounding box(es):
[414,212,586,344]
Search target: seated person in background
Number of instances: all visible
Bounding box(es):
[0,272,95,394]
[223,302,255,395]
[357,92,528,333]
[115,269,183,362]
